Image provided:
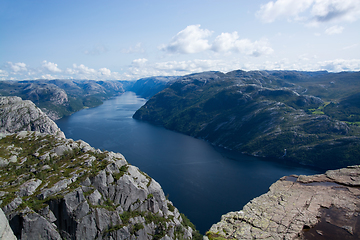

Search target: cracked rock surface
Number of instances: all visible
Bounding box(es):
[207,166,360,239]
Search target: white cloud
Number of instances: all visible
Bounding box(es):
[257,0,314,23]
[257,0,360,24]
[160,24,213,54]
[132,58,148,66]
[40,74,57,80]
[7,62,27,72]
[64,64,122,80]
[318,59,360,71]
[0,69,8,79]
[67,64,96,75]
[122,43,145,54]
[161,26,273,57]
[325,25,344,34]
[99,68,112,77]
[211,33,273,56]
[42,60,62,73]
[311,0,360,23]
[212,32,239,52]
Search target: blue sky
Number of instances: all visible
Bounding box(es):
[1,0,360,80]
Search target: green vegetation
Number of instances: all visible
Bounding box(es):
[113,165,129,180]
[181,213,203,240]
[130,223,144,234]
[0,131,112,212]
[167,203,175,212]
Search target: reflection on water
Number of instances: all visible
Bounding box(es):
[56,91,321,234]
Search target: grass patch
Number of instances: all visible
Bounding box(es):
[130,223,144,234]
[181,213,203,240]
[346,121,360,126]
[113,165,128,181]
[167,203,175,212]
[0,192,16,208]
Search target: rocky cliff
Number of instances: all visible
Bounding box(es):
[0,97,198,239]
[0,96,65,138]
[207,165,360,240]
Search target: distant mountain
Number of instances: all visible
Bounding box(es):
[0,77,178,121]
[133,70,360,169]
[0,80,126,120]
[126,76,178,99]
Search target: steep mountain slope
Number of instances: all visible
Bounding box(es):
[133,70,360,169]
[0,97,199,239]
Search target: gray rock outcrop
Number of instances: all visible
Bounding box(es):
[0,131,195,239]
[207,165,360,239]
[0,96,65,138]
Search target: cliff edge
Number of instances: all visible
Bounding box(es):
[0,97,197,239]
[207,166,360,239]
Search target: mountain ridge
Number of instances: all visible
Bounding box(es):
[133,70,360,169]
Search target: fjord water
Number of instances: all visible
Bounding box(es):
[56,92,320,234]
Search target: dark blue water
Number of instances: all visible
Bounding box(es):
[56,92,321,234]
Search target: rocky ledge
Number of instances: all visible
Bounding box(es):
[207,166,360,240]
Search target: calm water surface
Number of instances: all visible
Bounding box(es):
[56,92,321,234]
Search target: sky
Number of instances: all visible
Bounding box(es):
[1,0,360,81]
